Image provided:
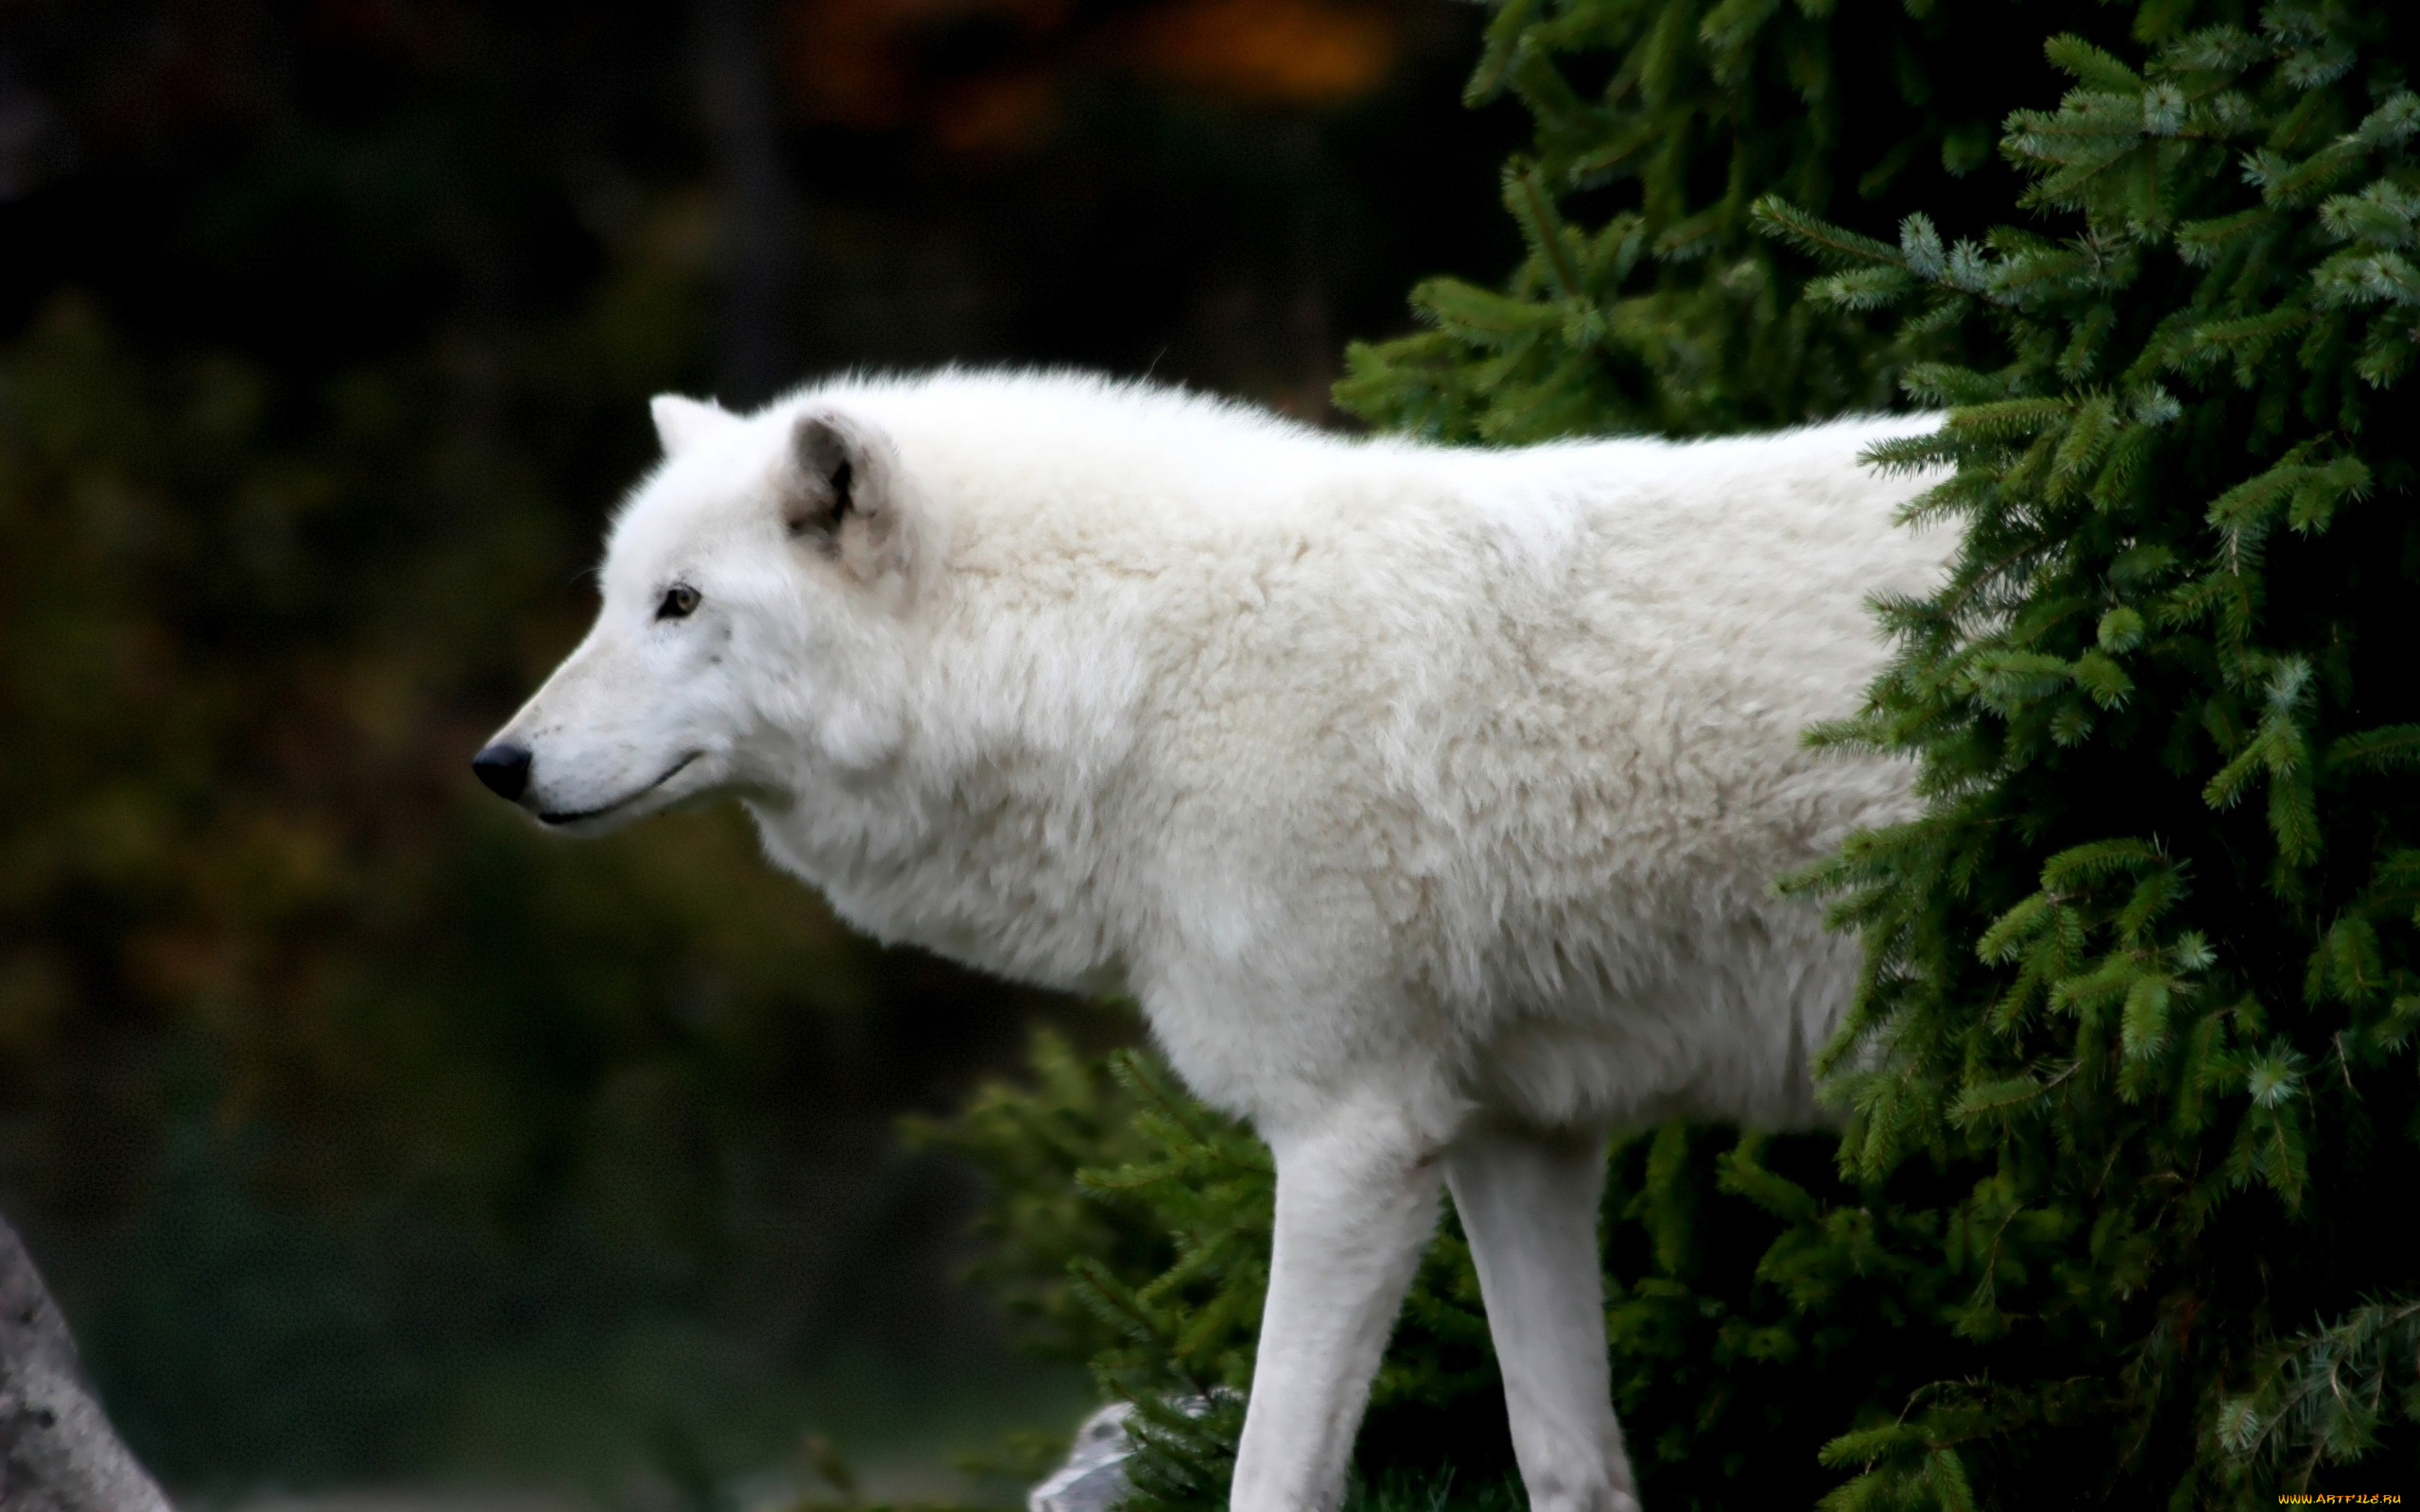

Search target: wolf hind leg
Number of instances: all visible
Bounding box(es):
[1446,1125,1640,1512]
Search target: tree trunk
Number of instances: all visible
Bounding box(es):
[0,1214,172,1512]
[695,0,803,407]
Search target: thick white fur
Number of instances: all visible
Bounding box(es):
[485,371,1949,1512]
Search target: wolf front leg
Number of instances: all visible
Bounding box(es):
[1228,1105,1448,1512]
[1445,1125,1639,1512]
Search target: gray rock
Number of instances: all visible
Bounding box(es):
[0,1213,174,1512]
[1027,1403,1138,1512]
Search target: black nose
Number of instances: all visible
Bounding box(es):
[472,742,532,802]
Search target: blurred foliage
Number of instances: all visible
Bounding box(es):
[0,0,1530,1490]
[0,276,965,1480]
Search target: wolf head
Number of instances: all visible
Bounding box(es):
[473,391,934,833]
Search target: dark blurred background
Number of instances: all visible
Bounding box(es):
[0,0,1520,1500]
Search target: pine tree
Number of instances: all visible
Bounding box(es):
[1332,0,2130,442]
[1754,5,2420,1502]
[930,0,2420,1506]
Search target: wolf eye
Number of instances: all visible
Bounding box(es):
[656,584,700,620]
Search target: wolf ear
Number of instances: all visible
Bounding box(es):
[650,393,737,455]
[786,409,910,582]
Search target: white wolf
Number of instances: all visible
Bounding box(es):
[474,371,1946,1512]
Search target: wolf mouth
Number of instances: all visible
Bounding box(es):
[537,752,701,826]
